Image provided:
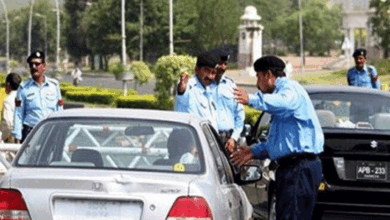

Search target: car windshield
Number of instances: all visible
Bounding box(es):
[310,92,390,130]
[16,118,204,173]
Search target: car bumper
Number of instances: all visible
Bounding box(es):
[315,184,390,219]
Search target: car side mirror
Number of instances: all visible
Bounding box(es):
[241,124,252,138]
[237,165,262,185]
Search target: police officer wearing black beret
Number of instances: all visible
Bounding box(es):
[12,51,64,143]
[231,55,324,220]
[347,48,380,89]
[174,51,220,130]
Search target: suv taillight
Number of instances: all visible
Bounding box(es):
[166,196,213,220]
[0,189,31,220]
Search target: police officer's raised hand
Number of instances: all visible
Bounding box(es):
[230,146,253,165]
[225,138,236,154]
[234,88,249,105]
[177,72,189,94]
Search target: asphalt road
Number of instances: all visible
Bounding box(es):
[60,74,259,95]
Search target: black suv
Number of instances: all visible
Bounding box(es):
[244,85,390,220]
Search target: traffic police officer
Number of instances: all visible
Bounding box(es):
[231,56,324,220]
[210,49,245,153]
[174,51,219,130]
[347,48,380,89]
[12,51,63,143]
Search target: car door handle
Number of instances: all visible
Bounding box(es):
[229,201,232,208]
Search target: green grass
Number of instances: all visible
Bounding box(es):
[293,70,347,86]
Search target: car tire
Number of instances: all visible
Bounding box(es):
[268,191,276,220]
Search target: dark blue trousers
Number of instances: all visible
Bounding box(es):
[275,157,322,220]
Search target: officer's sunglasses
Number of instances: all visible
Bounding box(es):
[29,62,43,67]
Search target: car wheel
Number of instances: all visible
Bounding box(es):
[268,192,276,220]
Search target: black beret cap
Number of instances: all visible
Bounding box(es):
[353,48,367,58]
[196,51,219,68]
[27,51,45,63]
[210,49,230,62]
[254,56,286,72]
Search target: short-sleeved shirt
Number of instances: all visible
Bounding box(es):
[248,77,324,161]
[211,76,245,141]
[12,76,62,140]
[347,65,380,89]
[174,76,218,130]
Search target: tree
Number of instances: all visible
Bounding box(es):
[63,0,92,64]
[280,0,342,55]
[370,0,390,58]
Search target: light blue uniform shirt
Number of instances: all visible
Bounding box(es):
[347,65,380,89]
[249,77,324,161]
[174,76,218,130]
[12,77,63,140]
[211,76,245,141]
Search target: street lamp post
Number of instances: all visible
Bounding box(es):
[28,0,34,57]
[55,0,60,72]
[140,0,143,61]
[121,0,127,66]
[0,0,9,73]
[169,0,173,55]
[35,13,47,59]
[298,0,304,74]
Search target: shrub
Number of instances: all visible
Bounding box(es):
[108,61,125,80]
[244,106,261,126]
[154,55,196,110]
[66,90,118,105]
[130,61,152,86]
[117,95,160,109]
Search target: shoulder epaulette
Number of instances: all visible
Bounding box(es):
[47,77,59,86]
[19,78,32,88]
[223,76,235,84]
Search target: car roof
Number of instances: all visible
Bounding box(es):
[304,85,390,97]
[47,108,205,124]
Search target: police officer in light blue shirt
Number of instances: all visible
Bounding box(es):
[231,56,324,220]
[12,51,63,143]
[210,49,245,153]
[347,48,380,89]
[174,51,220,130]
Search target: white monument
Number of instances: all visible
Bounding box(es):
[238,6,263,77]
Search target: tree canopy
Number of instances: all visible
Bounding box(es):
[0,0,345,68]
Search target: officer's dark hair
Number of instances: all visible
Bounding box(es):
[254,56,286,78]
[5,73,22,91]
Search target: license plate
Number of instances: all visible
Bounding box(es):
[53,198,143,220]
[356,161,387,180]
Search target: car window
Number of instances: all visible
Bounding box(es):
[202,124,234,184]
[310,92,390,130]
[17,119,205,174]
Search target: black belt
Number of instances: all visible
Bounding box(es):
[277,153,318,167]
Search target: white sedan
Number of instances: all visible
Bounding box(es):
[0,108,261,220]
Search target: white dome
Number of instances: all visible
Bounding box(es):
[241,6,261,21]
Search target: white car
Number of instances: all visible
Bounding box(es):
[0,108,261,220]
